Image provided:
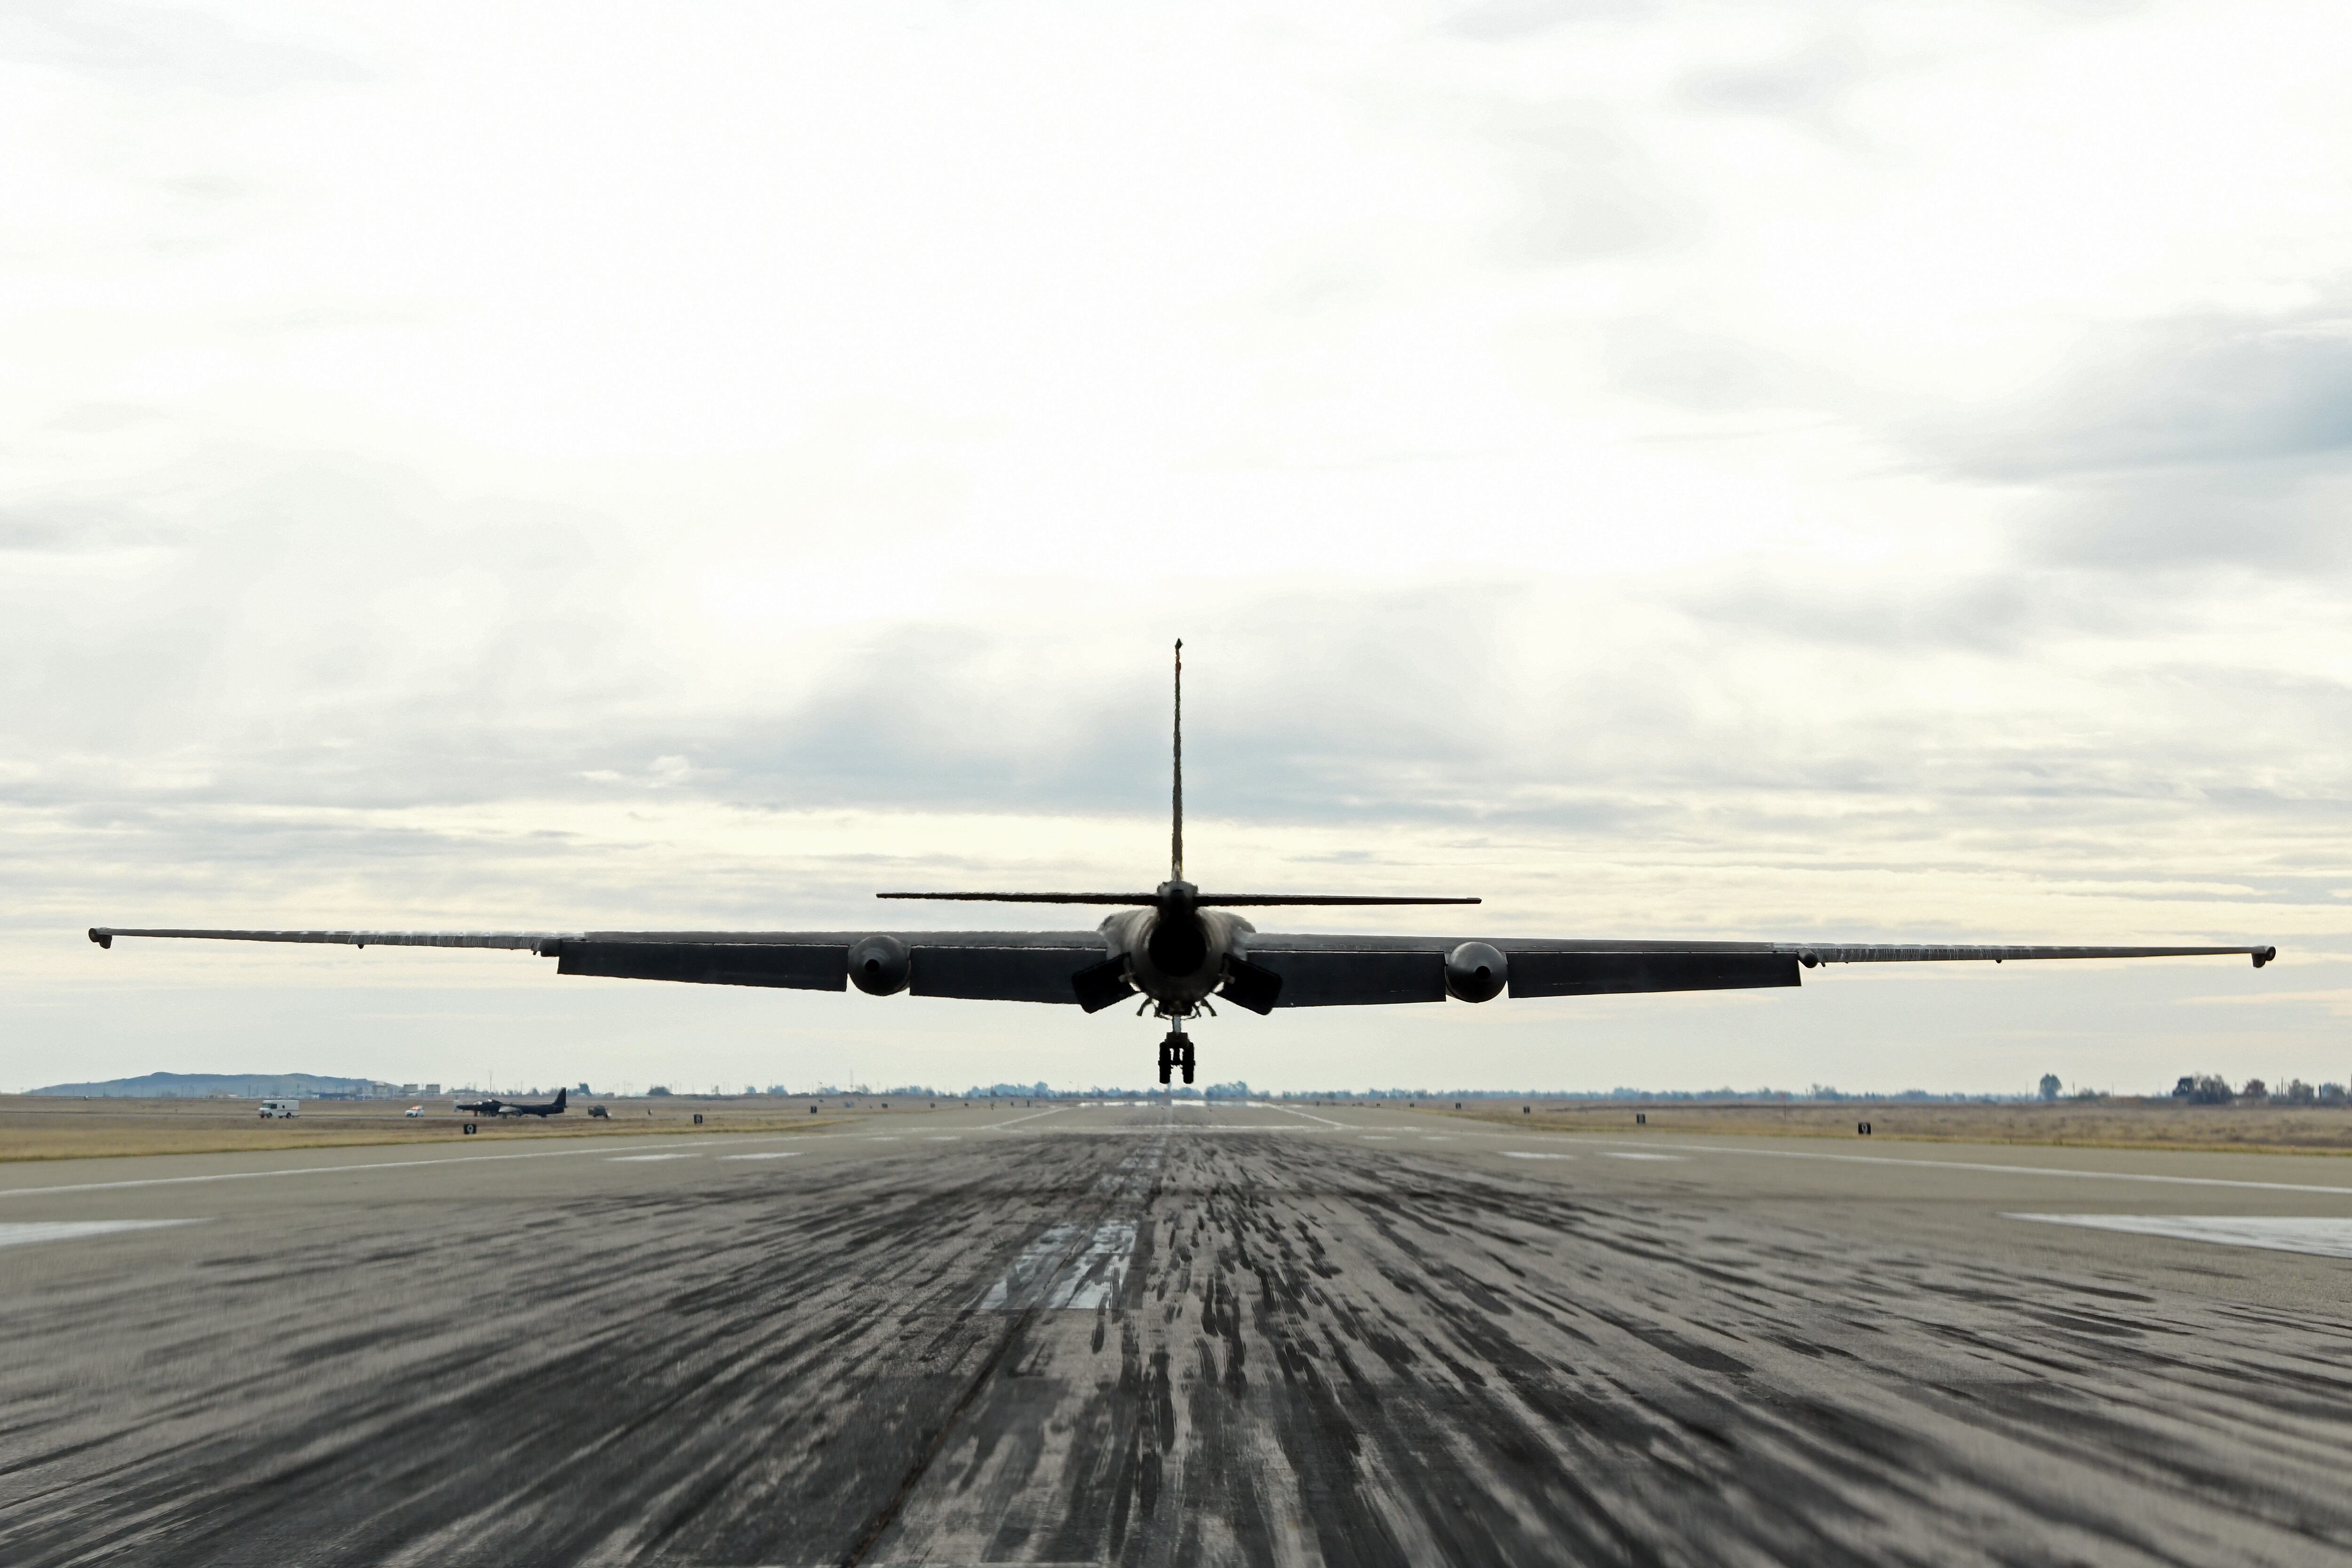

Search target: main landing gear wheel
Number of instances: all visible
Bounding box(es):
[1162,1032,1196,1086]
[1160,1029,1194,1088]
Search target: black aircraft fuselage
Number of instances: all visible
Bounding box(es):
[453,1087,567,1118]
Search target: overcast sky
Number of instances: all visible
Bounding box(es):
[4,0,2345,1096]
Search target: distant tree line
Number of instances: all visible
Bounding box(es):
[2172,1075,2344,1105]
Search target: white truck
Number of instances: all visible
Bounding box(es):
[258,1099,299,1119]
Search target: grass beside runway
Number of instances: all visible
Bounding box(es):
[1408,1096,2352,1156]
[0,1093,998,1163]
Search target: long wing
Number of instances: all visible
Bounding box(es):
[87,927,1114,1006]
[1238,934,2276,1006]
[89,926,2275,1010]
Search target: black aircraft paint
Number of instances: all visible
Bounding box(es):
[452,1088,568,1119]
[88,643,2276,1084]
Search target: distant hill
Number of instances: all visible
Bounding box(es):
[27,1072,387,1099]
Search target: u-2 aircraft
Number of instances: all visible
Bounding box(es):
[453,1087,568,1119]
[91,644,2274,1085]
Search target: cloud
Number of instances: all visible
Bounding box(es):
[1441,0,1654,42]
[1683,571,2153,654]
[1904,303,2352,573]
[1678,33,1871,134]
[1948,311,2352,480]
[4,0,2348,1092]
[0,0,366,92]
[1486,110,1683,264]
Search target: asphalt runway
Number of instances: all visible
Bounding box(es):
[6,1102,2352,1567]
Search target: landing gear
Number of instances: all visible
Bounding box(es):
[1158,1029,1196,1086]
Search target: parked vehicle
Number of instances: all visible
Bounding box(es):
[258,1099,299,1119]
[403,1105,424,1117]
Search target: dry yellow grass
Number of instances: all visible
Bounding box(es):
[0,1093,982,1163]
[1426,1097,2352,1156]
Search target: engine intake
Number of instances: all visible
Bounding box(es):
[848,935,911,995]
[1445,942,1507,1003]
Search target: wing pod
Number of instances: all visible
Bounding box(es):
[848,935,911,996]
[1444,942,1507,1003]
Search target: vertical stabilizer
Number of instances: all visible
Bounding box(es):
[1171,640,1184,882]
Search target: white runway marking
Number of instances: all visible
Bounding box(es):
[2008,1214,2352,1259]
[0,1220,197,1249]
[1569,1139,2352,1197]
[1501,1152,1574,1161]
[1605,1152,1685,1162]
[0,1136,816,1199]
[979,1107,1066,1130]
[1359,1136,1395,1141]
[927,1136,961,1142]
[609,1154,699,1162]
[717,1152,803,1161]
[868,1136,902,1142]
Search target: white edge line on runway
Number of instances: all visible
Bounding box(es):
[0,1133,824,1199]
[978,1107,1068,1131]
[0,1219,205,1248]
[1558,1137,2352,1196]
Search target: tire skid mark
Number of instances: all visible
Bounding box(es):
[10,1131,2352,1565]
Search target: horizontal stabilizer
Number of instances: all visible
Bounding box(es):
[877,892,1160,905]
[876,892,1479,907]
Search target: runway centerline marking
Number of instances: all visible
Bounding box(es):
[1501,1152,1574,1160]
[0,1220,199,1248]
[1565,1138,2352,1196]
[2008,1213,2352,1258]
[1605,1152,1686,1162]
[610,1154,699,1162]
[717,1152,803,1161]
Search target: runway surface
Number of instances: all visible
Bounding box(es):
[6,1101,2352,1567]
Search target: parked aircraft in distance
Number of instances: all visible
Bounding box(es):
[453,1088,568,1119]
[90,645,2274,1085]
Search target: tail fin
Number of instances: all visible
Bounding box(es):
[1171,639,1184,882]
[552,1087,566,1109]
